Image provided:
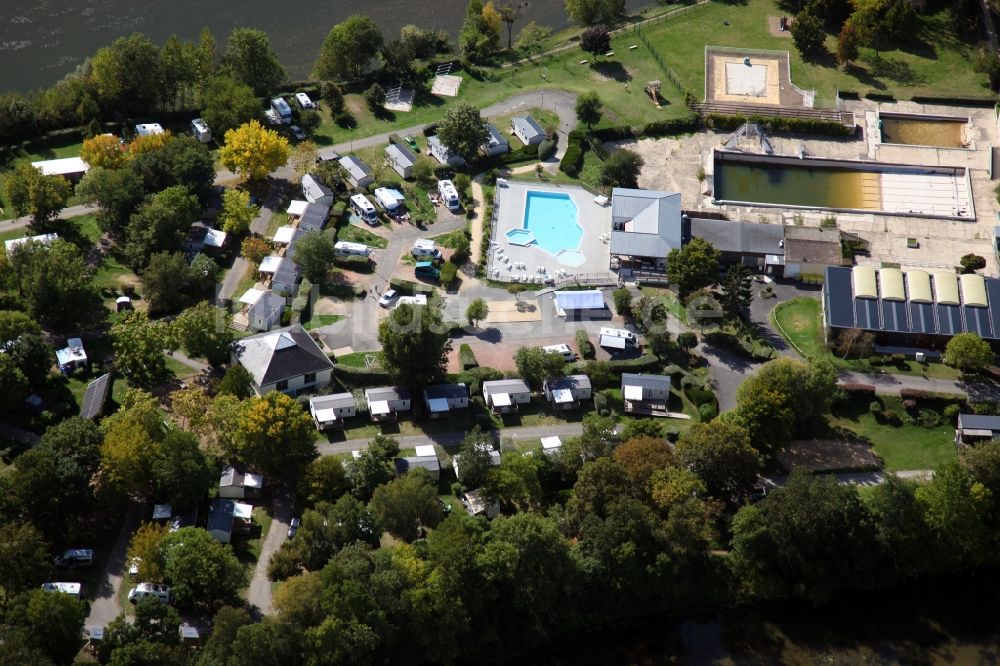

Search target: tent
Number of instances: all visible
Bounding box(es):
[554,290,605,310]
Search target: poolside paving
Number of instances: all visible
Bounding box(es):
[490,180,614,282]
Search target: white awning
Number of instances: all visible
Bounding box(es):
[554,290,605,310]
[963,428,997,437]
[287,200,308,216]
[623,384,644,401]
[765,254,785,266]
[258,256,281,273]
[239,288,264,305]
[204,228,227,248]
[273,226,296,244]
[552,388,574,404]
[233,502,253,520]
[541,436,562,450]
[244,473,263,489]
[492,392,512,407]
[415,445,436,457]
[370,400,391,415]
[313,408,338,422]
[427,397,450,413]
[601,334,627,349]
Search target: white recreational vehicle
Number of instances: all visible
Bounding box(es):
[190,118,211,143]
[437,179,460,212]
[599,327,639,350]
[349,194,378,225]
[334,241,372,257]
[270,97,292,123]
[295,92,315,109]
[374,187,404,213]
[411,238,440,259]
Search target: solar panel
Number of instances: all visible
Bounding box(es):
[986,279,1000,337]
[964,306,994,339]
[909,302,935,334]
[854,298,880,330]
[80,373,112,419]
[936,304,962,335]
[881,299,909,332]
[825,268,856,328]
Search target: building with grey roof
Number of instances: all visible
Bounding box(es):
[689,217,785,272]
[482,378,531,414]
[621,373,672,414]
[427,135,465,167]
[609,188,689,271]
[364,386,412,422]
[302,173,334,205]
[542,374,592,410]
[309,392,358,429]
[233,326,334,396]
[385,143,418,178]
[339,155,374,188]
[394,445,441,481]
[511,115,546,145]
[483,123,509,157]
[423,383,470,418]
[956,413,1000,445]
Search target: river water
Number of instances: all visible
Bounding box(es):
[0,0,650,93]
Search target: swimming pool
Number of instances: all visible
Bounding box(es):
[523,191,582,255]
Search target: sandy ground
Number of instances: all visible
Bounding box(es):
[484,299,543,323]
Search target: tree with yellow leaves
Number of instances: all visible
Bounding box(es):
[128,130,172,158]
[218,188,258,235]
[219,120,290,181]
[100,417,160,496]
[228,391,315,475]
[81,133,127,169]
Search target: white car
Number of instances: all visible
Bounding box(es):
[378,289,397,308]
[128,557,141,579]
[290,125,307,140]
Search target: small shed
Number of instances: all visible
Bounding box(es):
[239,289,285,332]
[955,413,1000,445]
[301,173,335,206]
[394,444,441,481]
[427,135,465,167]
[56,338,88,373]
[542,374,592,410]
[338,156,374,189]
[511,115,546,146]
[310,392,358,429]
[218,466,264,500]
[483,123,509,157]
[385,143,418,179]
[621,373,672,413]
[364,386,412,422]
[423,383,470,418]
[482,379,531,414]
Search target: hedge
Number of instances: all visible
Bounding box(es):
[459,343,478,370]
[422,123,439,137]
[607,354,661,373]
[456,366,504,394]
[642,115,700,137]
[841,383,877,395]
[704,331,775,362]
[576,329,595,360]
[538,138,557,161]
[332,364,393,387]
[704,113,854,137]
[389,277,435,296]
[559,130,586,177]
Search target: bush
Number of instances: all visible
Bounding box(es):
[705,112,854,136]
[642,115,700,137]
[537,138,557,161]
[583,360,615,388]
[593,392,609,414]
[439,261,458,285]
[687,387,715,406]
[960,254,987,273]
[698,402,717,422]
[902,399,917,411]
[665,426,680,443]
[899,388,930,400]
[576,329,595,360]
[267,547,302,582]
[943,403,961,422]
[459,343,478,370]
[433,163,453,180]
[869,401,882,416]
[332,364,393,388]
[457,366,504,394]
[882,409,901,426]
[607,354,661,373]
[334,111,356,128]
[918,409,941,428]
[677,331,697,351]
[389,277,434,295]
[559,130,586,177]
[320,81,345,114]
[422,123,439,137]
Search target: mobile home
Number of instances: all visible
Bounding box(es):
[271,97,292,123]
[385,143,417,178]
[190,118,211,143]
[411,238,441,258]
[350,193,378,225]
[437,180,460,212]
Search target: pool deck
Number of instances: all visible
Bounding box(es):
[490,180,614,282]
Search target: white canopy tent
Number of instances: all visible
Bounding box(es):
[554,290,605,310]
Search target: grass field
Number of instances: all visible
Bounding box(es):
[303,314,345,330]
[643,0,989,108]
[335,224,388,248]
[828,395,956,470]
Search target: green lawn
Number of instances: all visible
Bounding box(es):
[432,227,470,248]
[643,0,990,108]
[303,314,345,330]
[335,351,380,367]
[635,284,689,323]
[266,211,288,239]
[0,135,86,219]
[335,224,388,248]
[164,354,199,379]
[827,396,956,470]
[771,297,825,358]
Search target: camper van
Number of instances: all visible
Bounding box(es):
[42,582,82,599]
[54,548,94,568]
[190,118,211,143]
[270,97,292,124]
[411,238,441,259]
[599,327,639,348]
[542,344,577,362]
[295,92,315,109]
[414,261,440,280]
[350,194,378,225]
[395,295,428,309]
[334,241,371,258]
[128,583,173,604]
[374,187,403,213]
[437,180,461,212]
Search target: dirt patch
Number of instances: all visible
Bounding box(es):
[779,439,881,473]
[459,340,519,373]
[313,297,347,315]
[768,15,793,38]
[485,299,542,323]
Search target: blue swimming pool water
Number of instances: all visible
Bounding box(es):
[523,191,582,255]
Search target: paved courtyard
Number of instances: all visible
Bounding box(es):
[489,180,614,282]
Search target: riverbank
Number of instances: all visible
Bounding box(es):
[525,568,1000,663]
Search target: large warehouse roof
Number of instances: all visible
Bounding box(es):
[824,266,1000,340]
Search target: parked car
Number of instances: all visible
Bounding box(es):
[378,289,397,308]
[290,125,307,141]
[404,135,420,153]
[128,557,141,579]
[287,517,301,539]
[54,549,94,568]
[128,583,172,604]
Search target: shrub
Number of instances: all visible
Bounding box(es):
[664,426,680,443]
[583,360,614,388]
[869,401,882,416]
[332,364,393,388]
[918,409,941,428]
[698,402,717,421]
[593,392,608,413]
[891,353,906,364]
[704,113,854,136]
[267,547,302,581]
[607,354,661,372]
[641,115,700,137]
[677,331,697,351]
[903,399,917,411]
[687,387,715,406]
[334,111,356,128]
[320,81,345,113]
[459,343,478,370]
[576,329,595,360]
[439,261,458,285]
[457,367,504,394]
[943,403,961,422]
[882,409,901,426]
[538,138,557,161]
[899,388,930,400]
[960,254,987,273]
[389,277,434,295]
[559,130,586,177]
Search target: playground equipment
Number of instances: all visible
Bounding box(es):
[645,80,662,108]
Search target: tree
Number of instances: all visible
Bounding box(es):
[100,417,160,497]
[152,430,214,508]
[960,253,987,274]
[199,76,261,137]
[565,0,625,25]
[833,327,875,358]
[241,236,273,265]
[944,332,994,372]
[110,311,174,386]
[566,458,634,527]
[580,25,611,57]
[483,451,543,511]
[514,21,552,56]
[0,522,51,599]
[380,39,416,82]
[0,93,36,144]
[362,83,386,112]
[293,230,337,282]
[300,456,351,507]
[130,134,216,202]
[222,28,284,96]
[315,15,384,81]
[466,298,489,326]
[370,468,444,540]
[666,237,721,298]
[141,252,200,315]
[198,606,252,666]
[4,164,70,230]
[217,188,258,235]
[837,21,861,66]
[719,263,753,321]
[437,103,489,164]
[289,141,319,181]
[497,1,525,49]
[125,186,200,269]
[127,521,168,582]
[676,421,762,503]
[378,302,452,390]
[174,301,233,366]
[219,120,290,181]
[22,587,87,665]
[865,475,932,578]
[575,91,603,130]
[649,466,719,555]
[162,527,246,608]
[455,427,497,488]
[612,286,632,317]
[76,167,146,239]
[599,148,644,189]
[230,392,316,475]
[611,435,676,490]
[677,331,698,353]
[514,345,566,389]
[916,461,993,568]
[90,33,161,113]
[217,364,254,399]
[0,310,40,344]
[345,435,400,500]
[460,0,502,61]
[791,10,827,58]
[7,239,97,328]
[81,133,128,169]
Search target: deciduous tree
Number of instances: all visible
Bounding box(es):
[130,134,216,202]
[575,90,604,129]
[230,391,316,475]
[81,133,127,169]
[126,521,168,582]
[466,298,489,326]
[7,239,97,328]
[75,167,146,239]
[945,332,994,372]
[666,237,720,298]
[378,302,452,390]
[370,468,444,540]
[676,421,762,503]
[4,164,70,230]
[460,0,502,61]
[161,527,246,608]
[219,120,290,181]
[514,21,551,56]
[345,435,400,500]
[300,455,351,507]
[100,417,160,497]
[791,10,827,58]
[174,301,233,366]
[580,24,611,57]
[0,522,51,599]
[293,229,337,282]
[152,430,215,509]
[483,450,543,511]
[240,235,273,265]
[565,0,625,25]
[125,186,200,269]
[199,76,261,137]
[612,435,676,490]
[315,15,385,81]
[222,28,285,96]
[437,103,489,164]
[90,33,161,113]
[110,310,175,386]
[600,148,644,190]
[514,345,566,389]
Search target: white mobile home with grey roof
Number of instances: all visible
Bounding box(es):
[482,378,531,414]
[364,386,412,422]
[309,393,358,430]
[339,155,374,188]
[385,143,418,178]
[511,115,545,145]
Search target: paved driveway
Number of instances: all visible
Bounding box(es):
[85,501,144,631]
[246,486,293,616]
